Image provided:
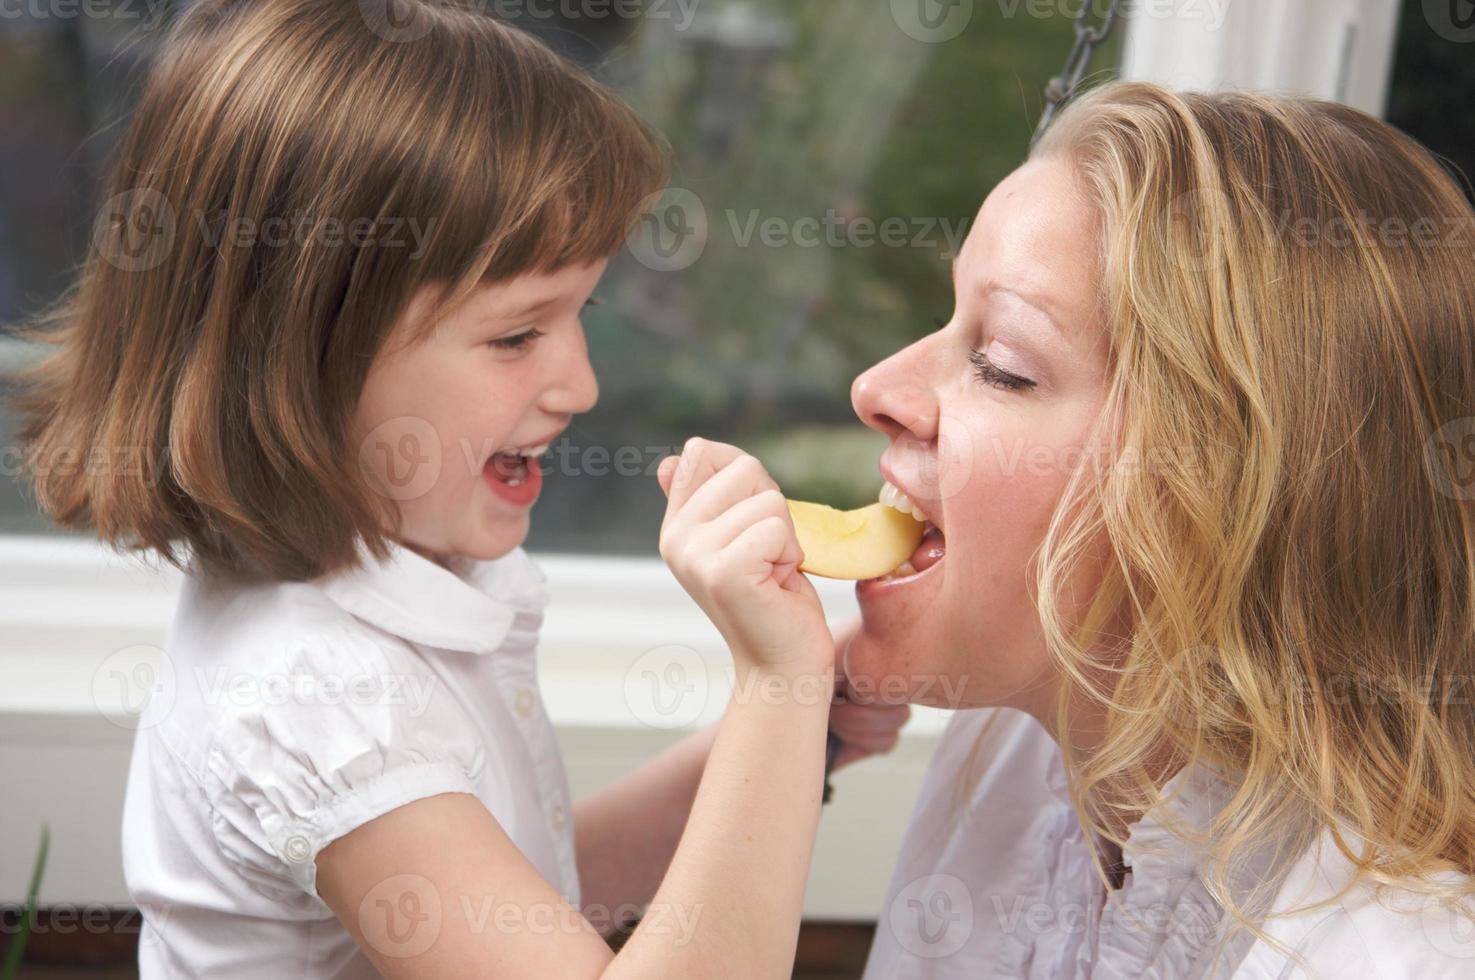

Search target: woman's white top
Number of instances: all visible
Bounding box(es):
[862,707,1475,979]
[121,538,580,978]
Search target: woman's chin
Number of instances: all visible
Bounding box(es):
[843,625,951,707]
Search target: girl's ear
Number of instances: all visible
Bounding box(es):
[656,455,680,498]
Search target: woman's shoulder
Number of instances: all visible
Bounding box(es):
[1247,823,1475,978]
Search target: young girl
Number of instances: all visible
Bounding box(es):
[5,1,906,976]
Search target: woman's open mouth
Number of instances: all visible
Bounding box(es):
[862,480,946,590]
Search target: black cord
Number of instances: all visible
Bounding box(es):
[822,729,842,804]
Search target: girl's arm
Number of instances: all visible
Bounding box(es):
[574,617,909,923]
[314,439,835,979]
[573,722,720,926]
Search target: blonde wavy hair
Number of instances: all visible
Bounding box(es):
[964,80,1475,969]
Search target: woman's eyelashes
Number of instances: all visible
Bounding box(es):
[969,349,1036,392]
[934,315,1037,393]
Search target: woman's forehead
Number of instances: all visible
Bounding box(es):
[955,159,1103,346]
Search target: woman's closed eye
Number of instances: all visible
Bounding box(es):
[969,349,1036,392]
[932,315,1037,393]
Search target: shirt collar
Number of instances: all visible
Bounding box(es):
[314,536,548,655]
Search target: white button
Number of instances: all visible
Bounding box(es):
[283,834,312,864]
[513,688,535,718]
[550,804,566,830]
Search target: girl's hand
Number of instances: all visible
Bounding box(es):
[826,616,910,770]
[656,438,833,677]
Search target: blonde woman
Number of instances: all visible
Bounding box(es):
[844,81,1475,977]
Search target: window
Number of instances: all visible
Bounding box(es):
[0,0,1116,555]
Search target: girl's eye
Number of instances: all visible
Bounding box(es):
[970,349,1036,393]
[488,328,546,351]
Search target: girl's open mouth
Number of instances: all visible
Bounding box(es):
[482,445,550,507]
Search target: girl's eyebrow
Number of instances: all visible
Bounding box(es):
[486,295,558,322]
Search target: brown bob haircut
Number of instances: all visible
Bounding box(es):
[4,0,669,582]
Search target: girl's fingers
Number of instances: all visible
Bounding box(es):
[666,452,780,535]
[682,489,791,556]
[661,439,747,517]
[656,456,679,498]
[721,515,803,582]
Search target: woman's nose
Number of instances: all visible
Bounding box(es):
[851,339,939,443]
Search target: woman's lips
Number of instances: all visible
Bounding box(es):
[855,523,946,602]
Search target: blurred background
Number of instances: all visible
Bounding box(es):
[2,1,1473,977]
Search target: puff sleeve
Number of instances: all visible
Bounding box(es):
[202,628,486,908]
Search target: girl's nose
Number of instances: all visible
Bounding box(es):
[542,326,600,416]
[851,337,940,444]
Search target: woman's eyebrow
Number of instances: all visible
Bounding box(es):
[983,283,1067,339]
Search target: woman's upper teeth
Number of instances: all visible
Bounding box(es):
[879,480,928,523]
[521,444,550,458]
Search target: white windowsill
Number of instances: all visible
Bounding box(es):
[0,532,950,916]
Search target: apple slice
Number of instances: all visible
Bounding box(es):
[786,499,926,581]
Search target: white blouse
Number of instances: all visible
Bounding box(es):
[862,706,1475,979]
[121,538,580,978]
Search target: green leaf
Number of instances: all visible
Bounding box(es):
[1,824,50,980]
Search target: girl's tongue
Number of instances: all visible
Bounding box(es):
[909,523,946,573]
[487,451,530,485]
